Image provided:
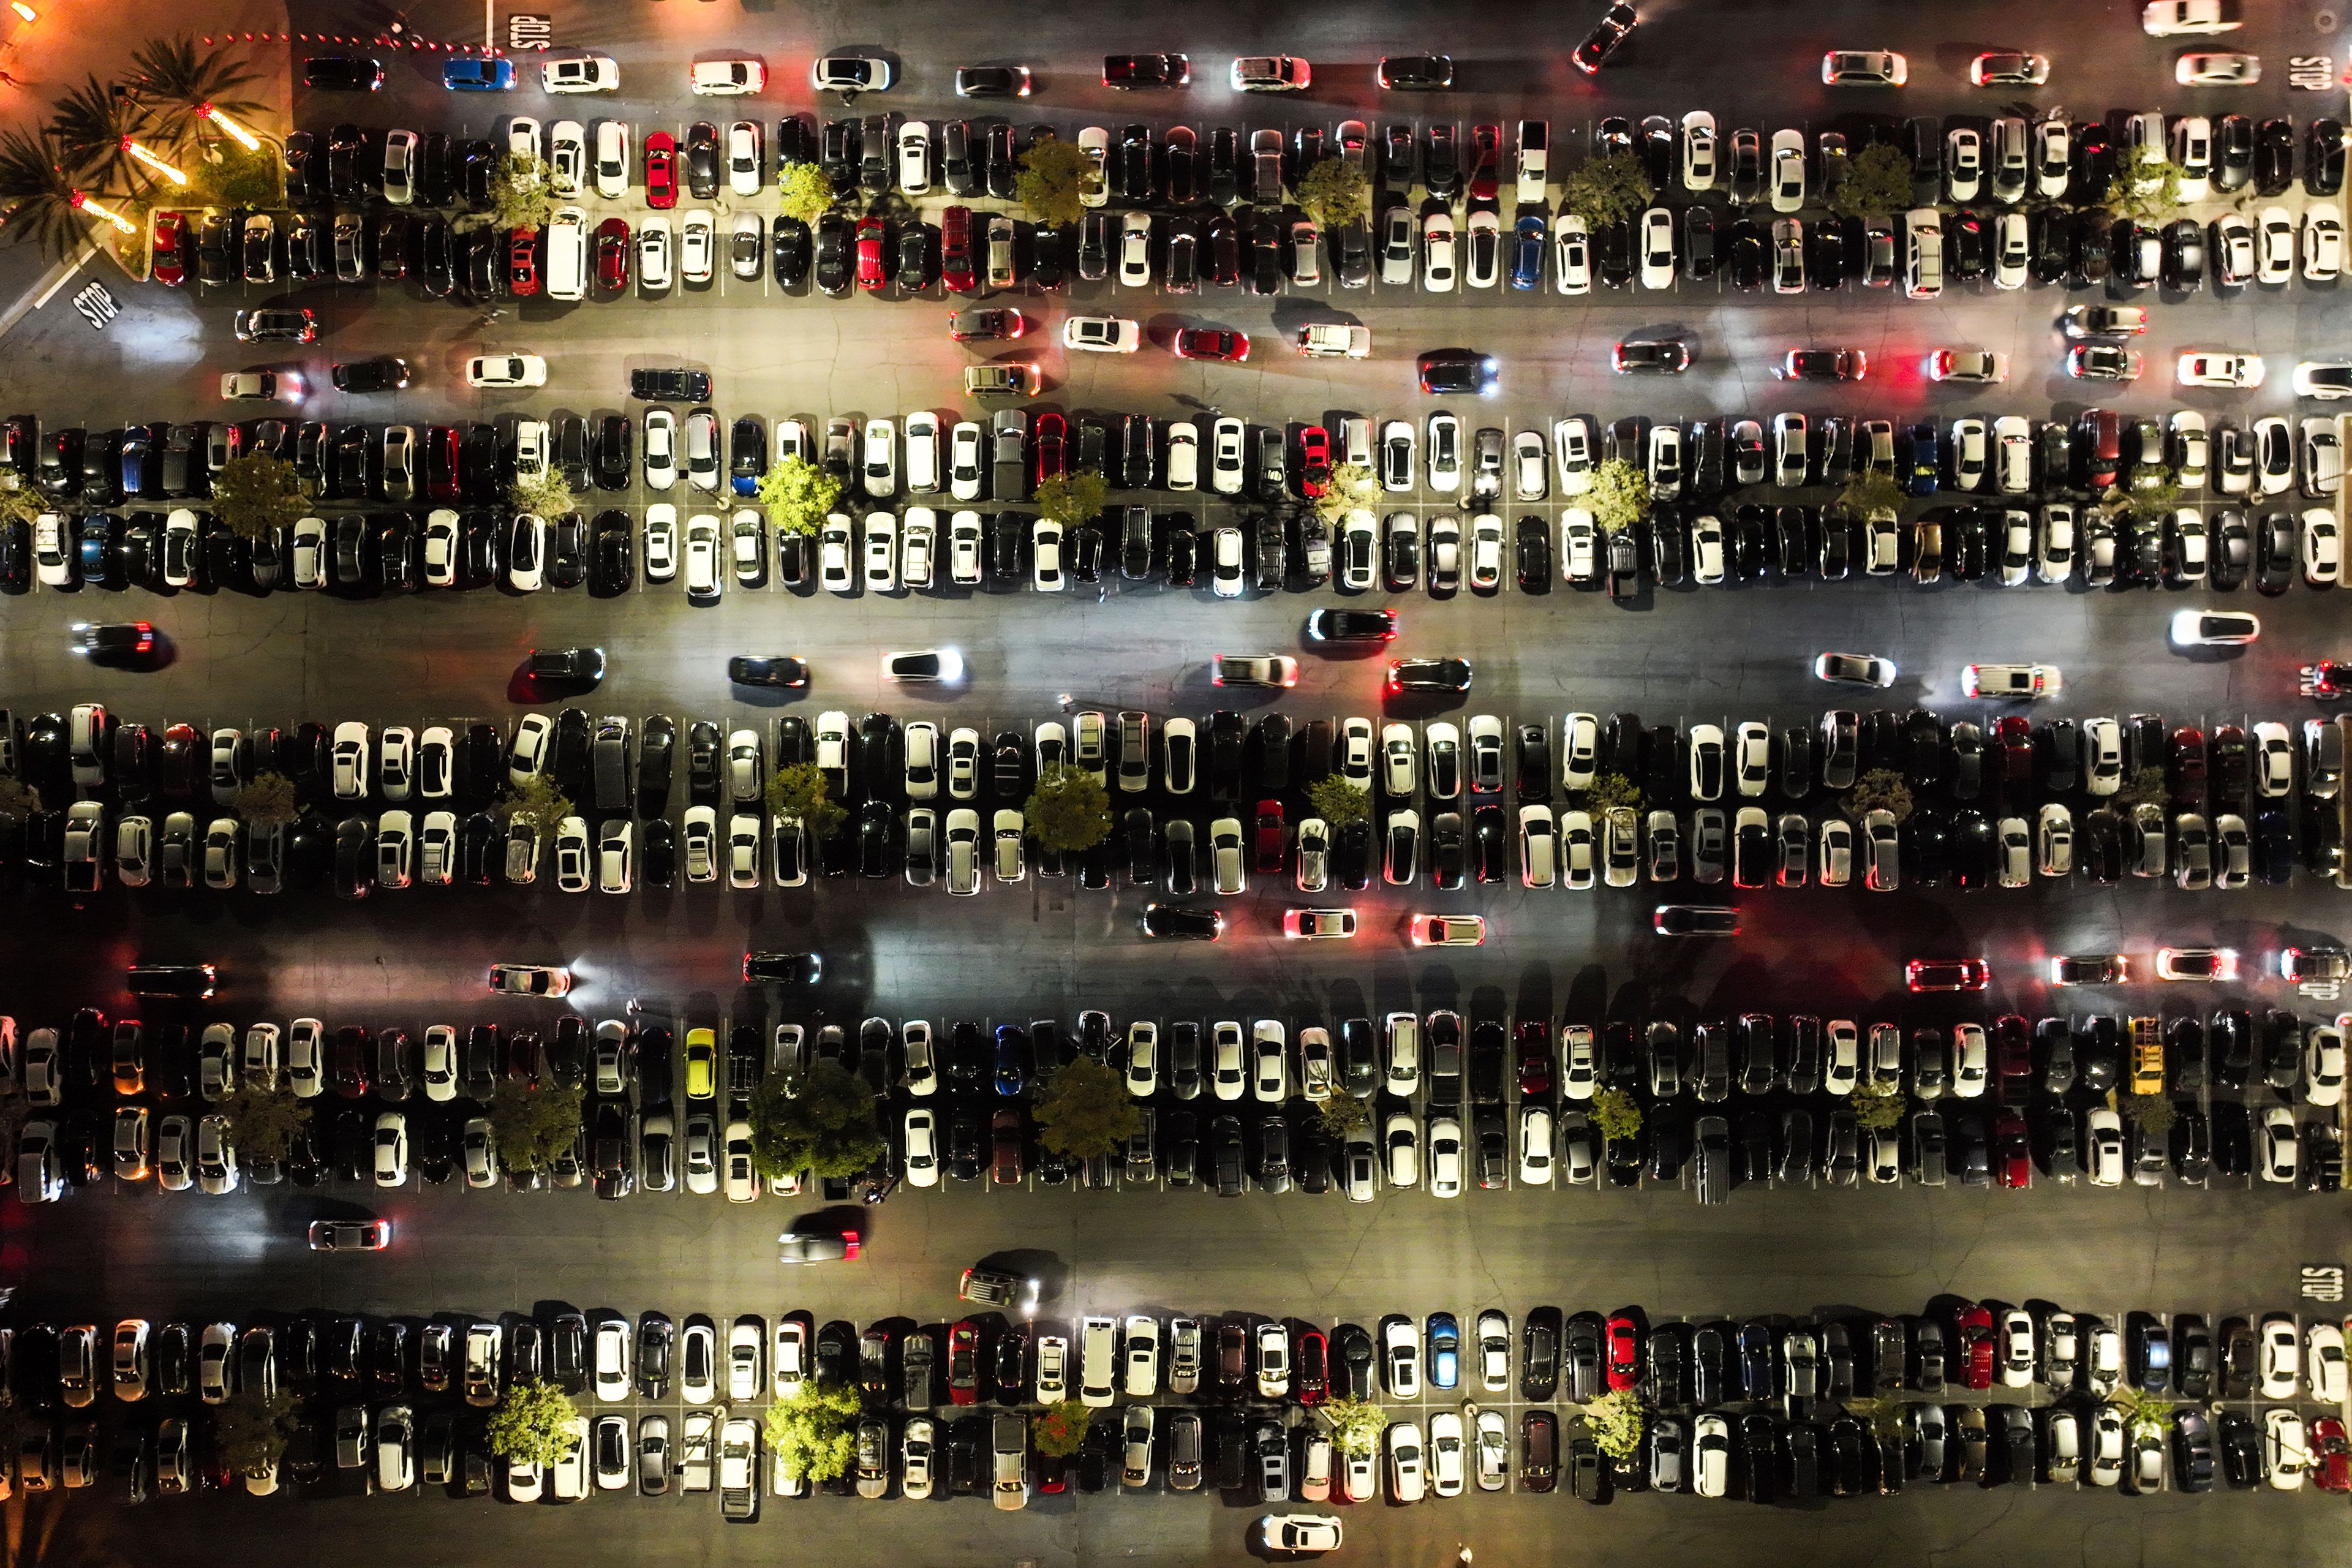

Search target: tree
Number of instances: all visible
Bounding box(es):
[0,775,43,818]
[184,141,282,209]
[1014,138,1098,228]
[48,74,151,196]
[0,1089,34,1174]
[1591,1087,1643,1144]
[1321,1398,1388,1459]
[2103,478,2179,522]
[1839,469,1905,518]
[1311,463,1377,526]
[511,471,576,523]
[2105,146,2182,223]
[486,150,556,232]
[1585,1390,1645,1464]
[1826,142,1915,221]
[1295,156,1370,230]
[766,762,846,841]
[1025,763,1112,853]
[1031,1056,1141,1161]
[217,1086,311,1164]
[497,773,573,849]
[1845,769,1914,824]
[486,1079,584,1174]
[0,127,100,262]
[1318,1095,1371,1137]
[486,1378,578,1468]
[217,1387,296,1479]
[2123,1093,2177,1138]
[123,36,266,149]
[209,453,307,541]
[2115,766,2169,812]
[777,162,836,225]
[1561,151,1653,228]
[756,454,842,537]
[1849,1079,1907,1133]
[1035,471,1107,532]
[1307,775,1371,827]
[765,1384,863,1482]
[0,485,41,524]
[1578,773,1642,813]
[2109,1385,2171,1439]
[745,1061,882,1182]
[1031,1404,1095,1458]
[233,771,298,827]
[1586,458,1650,534]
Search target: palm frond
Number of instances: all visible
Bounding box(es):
[48,74,150,195]
[123,36,266,146]
[0,127,99,263]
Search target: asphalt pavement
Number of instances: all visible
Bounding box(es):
[6,0,2352,1563]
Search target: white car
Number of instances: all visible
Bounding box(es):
[895,119,933,194]
[636,214,673,291]
[1427,1412,1465,1498]
[2179,352,2264,388]
[2305,211,2345,282]
[1682,110,1717,190]
[1062,315,1140,353]
[2260,1313,2301,1396]
[1768,127,1807,211]
[542,54,619,93]
[1422,209,1457,291]
[1638,206,1676,289]
[2177,51,2261,85]
[1553,213,1591,293]
[726,121,763,196]
[679,209,713,282]
[2144,0,2239,33]
[684,514,723,600]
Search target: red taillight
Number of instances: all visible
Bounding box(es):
[842,1231,860,1258]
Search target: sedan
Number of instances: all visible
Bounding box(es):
[1813,652,1896,687]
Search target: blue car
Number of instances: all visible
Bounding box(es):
[442,57,515,91]
[1509,214,1546,290]
[1427,1312,1460,1389]
[1902,423,1940,497]
[992,1025,1032,1098]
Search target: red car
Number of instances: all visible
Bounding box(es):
[643,131,678,210]
[151,211,187,286]
[1905,958,1989,993]
[1297,424,1332,497]
[1515,1021,1553,1097]
[1034,1452,1069,1494]
[1991,715,2032,786]
[1030,410,1068,488]
[1172,327,1250,362]
[2312,1415,2350,1492]
[1467,123,1502,201]
[1293,1327,1328,1406]
[1604,1315,1640,1391]
[940,205,976,293]
[1992,1109,2032,1189]
[507,226,540,296]
[425,425,462,500]
[331,1025,372,1099]
[854,215,887,290]
[1992,1015,2032,1104]
[594,217,631,291]
[1957,1305,1996,1391]
[1253,799,1286,873]
[946,1321,980,1405]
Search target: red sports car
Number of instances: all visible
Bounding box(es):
[1297,424,1332,497]
[1030,409,1067,488]
[1604,1314,1640,1391]
[854,215,887,291]
[1992,1110,2032,1189]
[1906,958,1990,993]
[1172,327,1250,362]
[2312,1415,2350,1491]
[507,227,540,296]
[643,131,678,210]
[594,218,631,291]
[1293,1328,1328,1406]
[151,211,187,287]
[946,1320,979,1406]
[1957,1305,1996,1391]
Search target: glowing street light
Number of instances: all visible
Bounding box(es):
[69,191,137,235]
[10,3,38,21]
[195,102,260,153]
[123,138,188,186]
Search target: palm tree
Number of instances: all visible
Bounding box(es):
[48,74,150,196]
[123,35,266,149]
[0,127,99,262]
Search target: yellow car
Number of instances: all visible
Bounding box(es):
[2125,1017,2165,1096]
[684,1028,718,1101]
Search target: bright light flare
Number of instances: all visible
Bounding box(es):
[124,139,188,186]
[69,192,136,234]
[196,104,261,153]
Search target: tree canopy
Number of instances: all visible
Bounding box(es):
[1826,142,1915,221]
[1586,1390,1645,1463]
[1035,472,1107,532]
[767,762,847,840]
[1014,138,1098,228]
[497,774,575,848]
[2105,146,2183,223]
[1839,469,1905,519]
[209,454,308,541]
[1586,458,1651,534]
[1024,763,1112,853]
[217,1387,296,1479]
[1561,151,1653,228]
[233,772,300,827]
[1579,773,1642,813]
[1590,1087,1643,1144]
[1031,1404,1094,1458]
[1312,464,1378,525]
[777,162,835,224]
[745,1061,882,1182]
[1845,769,1914,824]
[1295,156,1370,229]
[1321,1397,1387,1458]
[758,454,842,537]
[487,150,556,231]
[764,1382,862,1480]
[218,1087,310,1164]
[485,1378,578,1467]
[486,1080,584,1174]
[1307,775,1371,827]
[1849,1079,1907,1133]
[1031,1057,1141,1160]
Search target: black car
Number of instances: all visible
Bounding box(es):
[303,55,383,90]
[1388,657,1472,693]
[1417,349,1499,394]
[332,357,410,395]
[727,655,807,687]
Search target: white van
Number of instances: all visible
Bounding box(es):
[1904,208,1943,300]
[1078,1315,1118,1408]
[1165,422,1199,491]
[546,206,589,301]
